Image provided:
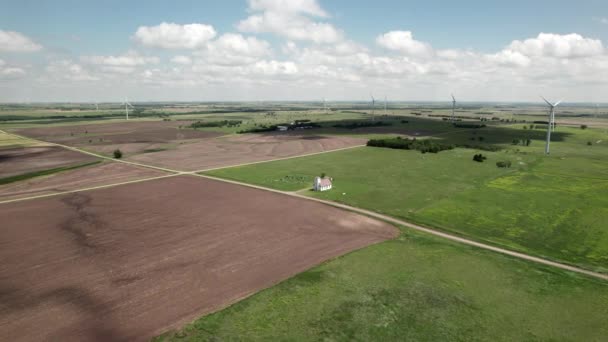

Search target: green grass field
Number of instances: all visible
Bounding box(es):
[205,126,608,273]
[155,228,608,341]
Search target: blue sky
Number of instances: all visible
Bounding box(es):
[1,0,607,101]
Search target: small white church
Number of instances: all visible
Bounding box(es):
[313,176,333,192]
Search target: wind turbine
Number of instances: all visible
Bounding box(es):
[123,99,134,120]
[95,102,99,111]
[541,96,563,155]
[323,98,328,114]
[370,94,376,117]
[384,96,388,116]
[451,94,456,123]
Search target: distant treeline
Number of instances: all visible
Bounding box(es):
[333,121,392,129]
[190,120,242,128]
[368,137,502,153]
[237,121,321,134]
[367,137,455,154]
[453,123,486,128]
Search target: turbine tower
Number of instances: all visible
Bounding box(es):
[541,96,563,155]
[451,94,456,123]
[95,102,99,111]
[370,94,376,117]
[384,96,388,116]
[323,98,328,114]
[123,99,134,120]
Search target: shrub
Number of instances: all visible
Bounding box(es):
[453,123,486,128]
[512,139,520,145]
[473,154,487,162]
[496,161,512,168]
[587,141,593,146]
[526,139,532,146]
[113,149,123,159]
[581,125,588,130]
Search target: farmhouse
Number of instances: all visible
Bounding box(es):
[313,176,333,192]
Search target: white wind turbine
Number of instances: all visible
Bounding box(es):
[123,99,134,120]
[323,98,328,114]
[451,94,456,123]
[370,94,376,117]
[384,96,388,116]
[541,96,563,155]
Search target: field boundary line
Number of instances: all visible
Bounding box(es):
[194,173,608,282]
[0,129,184,174]
[0,173,179,205]
[194,144,366,173]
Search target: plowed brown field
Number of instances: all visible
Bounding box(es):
[0,176,397,341]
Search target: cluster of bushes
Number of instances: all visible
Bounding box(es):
[512,138,532,146]
[496,161,512,168]
[367,137,455,154]
[473,154,487,162]
[455,123,486,128]
[581,125,588,130]
[333,121,391,129]
[190,120,242,128]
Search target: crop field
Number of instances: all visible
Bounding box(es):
[0,162,167,202]
[128,133,366,171]
[1,102,607,341]
[14,121,224,158]
[157,228,608,341]
[205,124,608,273]
[0,146,99,179]
[0,176,396,341]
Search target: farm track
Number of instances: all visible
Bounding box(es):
[2,129,608,282]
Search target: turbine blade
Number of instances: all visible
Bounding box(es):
[553,100,563,107]
[540,96,552,107]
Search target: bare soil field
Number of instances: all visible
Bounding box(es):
[0,162,167,202]
[0,176,397,342]
[15,121,223,156]
[0,146,98,178]
[128,133,366,171]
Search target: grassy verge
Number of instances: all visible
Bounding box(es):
[0,161,101,185]
[155,228,608,341]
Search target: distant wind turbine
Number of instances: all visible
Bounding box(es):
[384,96,388,116]
[370,94,376,117]
[451,94,456,123]
[541,96,563,155]
[123,99,134,120]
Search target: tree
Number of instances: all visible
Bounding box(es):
[113,149,123,159]
[320,172,326,179]
[581,125,588,130]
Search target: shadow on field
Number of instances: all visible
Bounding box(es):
[0,285,126,341]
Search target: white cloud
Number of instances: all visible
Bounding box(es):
[45,60,98,81]
[195,33,272,66]
[0,58,27,80]
[82,51,159,74]
[133,22,217,49]
[376,31,434,58]
[508,33,604,58]
[0,30,42,52]
[238,0,342,44]
[171,55,192,65]
[248,0,328,17]
[485,50,531,67]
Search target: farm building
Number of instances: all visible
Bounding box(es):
[313,176,333,192]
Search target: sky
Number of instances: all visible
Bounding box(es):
[1,0,608,102]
